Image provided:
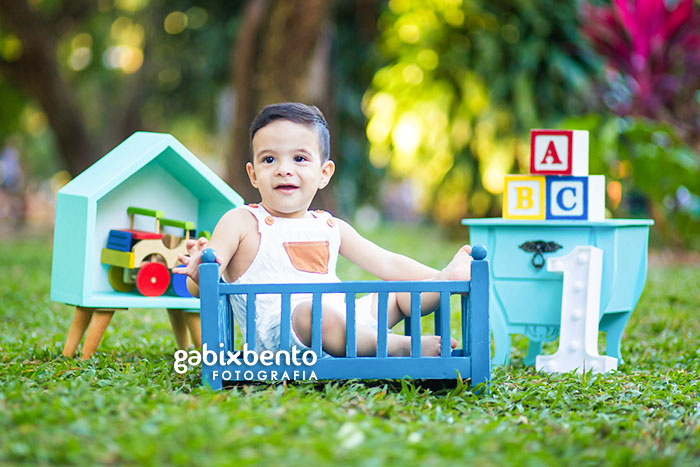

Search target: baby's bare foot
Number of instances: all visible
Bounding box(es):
[436,245,473,281]
[420,335,458,356]
[389,335,458,356]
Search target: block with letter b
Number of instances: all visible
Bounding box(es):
[503,175,546,220]
[546,175,605,221]
[530,130,589,176]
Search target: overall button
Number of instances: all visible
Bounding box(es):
[265,216,274,225]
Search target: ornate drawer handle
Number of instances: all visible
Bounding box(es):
[519,241,563,271]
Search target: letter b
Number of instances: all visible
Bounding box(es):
[515,186,534,210]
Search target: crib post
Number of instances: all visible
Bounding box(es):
[199,260,222,391]
[468,256,490,386]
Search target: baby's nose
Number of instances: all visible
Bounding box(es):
[276,161,294,175]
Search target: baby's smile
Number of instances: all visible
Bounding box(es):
[274,183,300,194]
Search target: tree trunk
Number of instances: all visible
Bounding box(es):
[0,0,97,176]
[0,0,151,177]
[227,0,336,211]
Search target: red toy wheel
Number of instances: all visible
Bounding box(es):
[136,262,170,296]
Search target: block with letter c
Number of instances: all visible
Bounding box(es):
[546,175,605,221]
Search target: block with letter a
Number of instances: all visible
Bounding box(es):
[530,130,589,176]
[503,175,545,220]
[546,175,605,221]
[536,246,617,374]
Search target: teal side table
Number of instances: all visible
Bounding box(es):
[462,218,653,366]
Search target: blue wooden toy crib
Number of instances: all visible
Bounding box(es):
[198,247,490,390]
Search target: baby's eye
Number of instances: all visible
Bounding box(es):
[294,155,307,163]
[262,156,275,164]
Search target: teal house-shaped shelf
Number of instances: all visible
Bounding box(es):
[51,132,243,309]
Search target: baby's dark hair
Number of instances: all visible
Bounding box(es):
[249,102,330,161]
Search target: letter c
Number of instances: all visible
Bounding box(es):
[556,187,577,211]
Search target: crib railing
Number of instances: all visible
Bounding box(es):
[198,247,489,389]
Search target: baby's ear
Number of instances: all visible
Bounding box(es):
[319,160,335,189]
[245,162,258,188]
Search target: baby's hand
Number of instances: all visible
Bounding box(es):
[172,237,221,284]
[436,245,473,281]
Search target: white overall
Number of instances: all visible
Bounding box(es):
[228,204,377,351]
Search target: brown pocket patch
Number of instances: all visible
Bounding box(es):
[283,241,330,274]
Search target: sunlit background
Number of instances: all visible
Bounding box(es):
[1,0,699,249]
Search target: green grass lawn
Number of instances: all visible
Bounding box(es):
[1,227,698,465]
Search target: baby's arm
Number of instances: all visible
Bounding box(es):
[173,207,253,297]
[338,218,472,282]
[337,219,440,280]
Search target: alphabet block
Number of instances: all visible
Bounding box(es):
[536,246,617,374]
[546,175,605,221]
[530,130,589,176]
[503,175,545,220]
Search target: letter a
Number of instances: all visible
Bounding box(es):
[541,140,562,165]
[515,186,534,210]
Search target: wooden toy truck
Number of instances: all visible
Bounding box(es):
[100,206,210,298]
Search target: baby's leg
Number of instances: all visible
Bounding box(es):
[291,301,455,357]
[390,245,473,321]
[291,301,374,357]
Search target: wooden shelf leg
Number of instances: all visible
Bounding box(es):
[62,306,94,357]
[168,309,191,350]
[81,310,115,360]
[184,312,201,350]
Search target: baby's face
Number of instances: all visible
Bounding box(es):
[247,119,334,218]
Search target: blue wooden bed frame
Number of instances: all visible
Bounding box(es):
[198,246,490,389]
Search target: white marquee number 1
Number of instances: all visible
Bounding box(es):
[536,245,618,374]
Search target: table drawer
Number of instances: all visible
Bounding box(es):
[490,227,592,279]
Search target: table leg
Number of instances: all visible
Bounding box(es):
[167,309,191,350]
[63,306,93,357]
[491,307,511,366]
[600,311,631,364]
[184,312,201,350]
[81,310,115,360]
[524,340,543,367]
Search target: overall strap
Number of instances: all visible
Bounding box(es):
[241,204,273,233]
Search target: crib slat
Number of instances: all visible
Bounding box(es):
[246,293,256,351]
[311,293,322,357]
[410,292,421,357]
[377,292,388,358]
[461,294,468,354]
[280,293,291,351]
[440,292,451,357]
[218,294,234,351]
[345,293,356,358]
[434,305,441,340]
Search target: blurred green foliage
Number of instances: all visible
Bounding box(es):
[0,0,242,180]
[364,0,598,224]
[1,0,699,248]
[563,114,700,249]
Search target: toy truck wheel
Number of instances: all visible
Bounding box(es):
[108,266,135,293]
[171,265,193,297]
[136,262,171,296]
